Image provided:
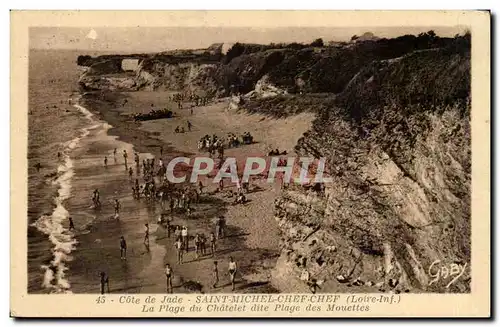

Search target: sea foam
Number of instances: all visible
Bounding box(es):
[31,103,98,293]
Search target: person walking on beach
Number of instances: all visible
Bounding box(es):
[209,232,216,256]
[134,153,140,167]
[165,217,171,238]
[200,233,207,256]
[92,189,101,208]
[68,217,75,231]
[160,145,163,157]
[212,261,219,288]
[165,264,173,293]
[181,226,189,252]
[174,225,181,240]
[228,257,237,291]
[100,271,110,294]
[104,156,108,168]
[123,150,128,167]
[170,197,175,213]
[175,237,184,264]
[144,223,150,244]
[120,236,127,260]
[194,233,201,259]
[114,199,121,218]
[187,120,192,132]
[128,167,133,180]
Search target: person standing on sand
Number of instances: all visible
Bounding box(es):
[160,145,163,157]
[228,257,237,291]
[123,150,128,167]
[169,197,175,213]
[165,217,171,238]
[200,234,207,255]
[135,153,140,167]
[100,271,110,294]
[68,217,75,231]
[128,167,133,180]
[165,264,173,293]
[144,223,150,244]
[175,237,184,264]
[181,226,189,251]
[210,232,217,256]
[120,236,127,260]
[194,234,201,259]
[114,199,121,218]
[104,156,108,168]
[92,189,101,208]
[174,226,181,240]
[187,120,192,132]
[212,261,219,288]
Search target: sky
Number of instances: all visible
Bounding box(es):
[29,26,468,53]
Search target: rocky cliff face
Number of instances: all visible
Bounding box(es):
[76,33,472,293]
[78,32,458,97]
[272,40,471,293]
[135,60,219,94]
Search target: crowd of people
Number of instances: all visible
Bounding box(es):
[90,92,328,295]
[90,143,243,294]
[170,92,213,110]
[197,132,255,157]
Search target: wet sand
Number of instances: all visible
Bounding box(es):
[69,91,314,293]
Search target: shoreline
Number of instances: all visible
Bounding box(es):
[80,92,191,161]
[68,89,316,294]
[70,92,285,294]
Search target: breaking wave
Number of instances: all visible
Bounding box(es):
[30,103,98,293]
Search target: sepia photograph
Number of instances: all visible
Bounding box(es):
[11,10,490,317]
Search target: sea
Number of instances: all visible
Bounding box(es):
[28,49,104,293]
[28,48,163,294]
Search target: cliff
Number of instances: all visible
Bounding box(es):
[272,36,471,293]
[77,32,471,293]
[78,33,456,96]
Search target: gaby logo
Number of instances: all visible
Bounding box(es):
[161,156,332,185]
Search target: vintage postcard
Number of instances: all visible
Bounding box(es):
[10,10,490,318]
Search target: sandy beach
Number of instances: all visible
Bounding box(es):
[67,91,315,293]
